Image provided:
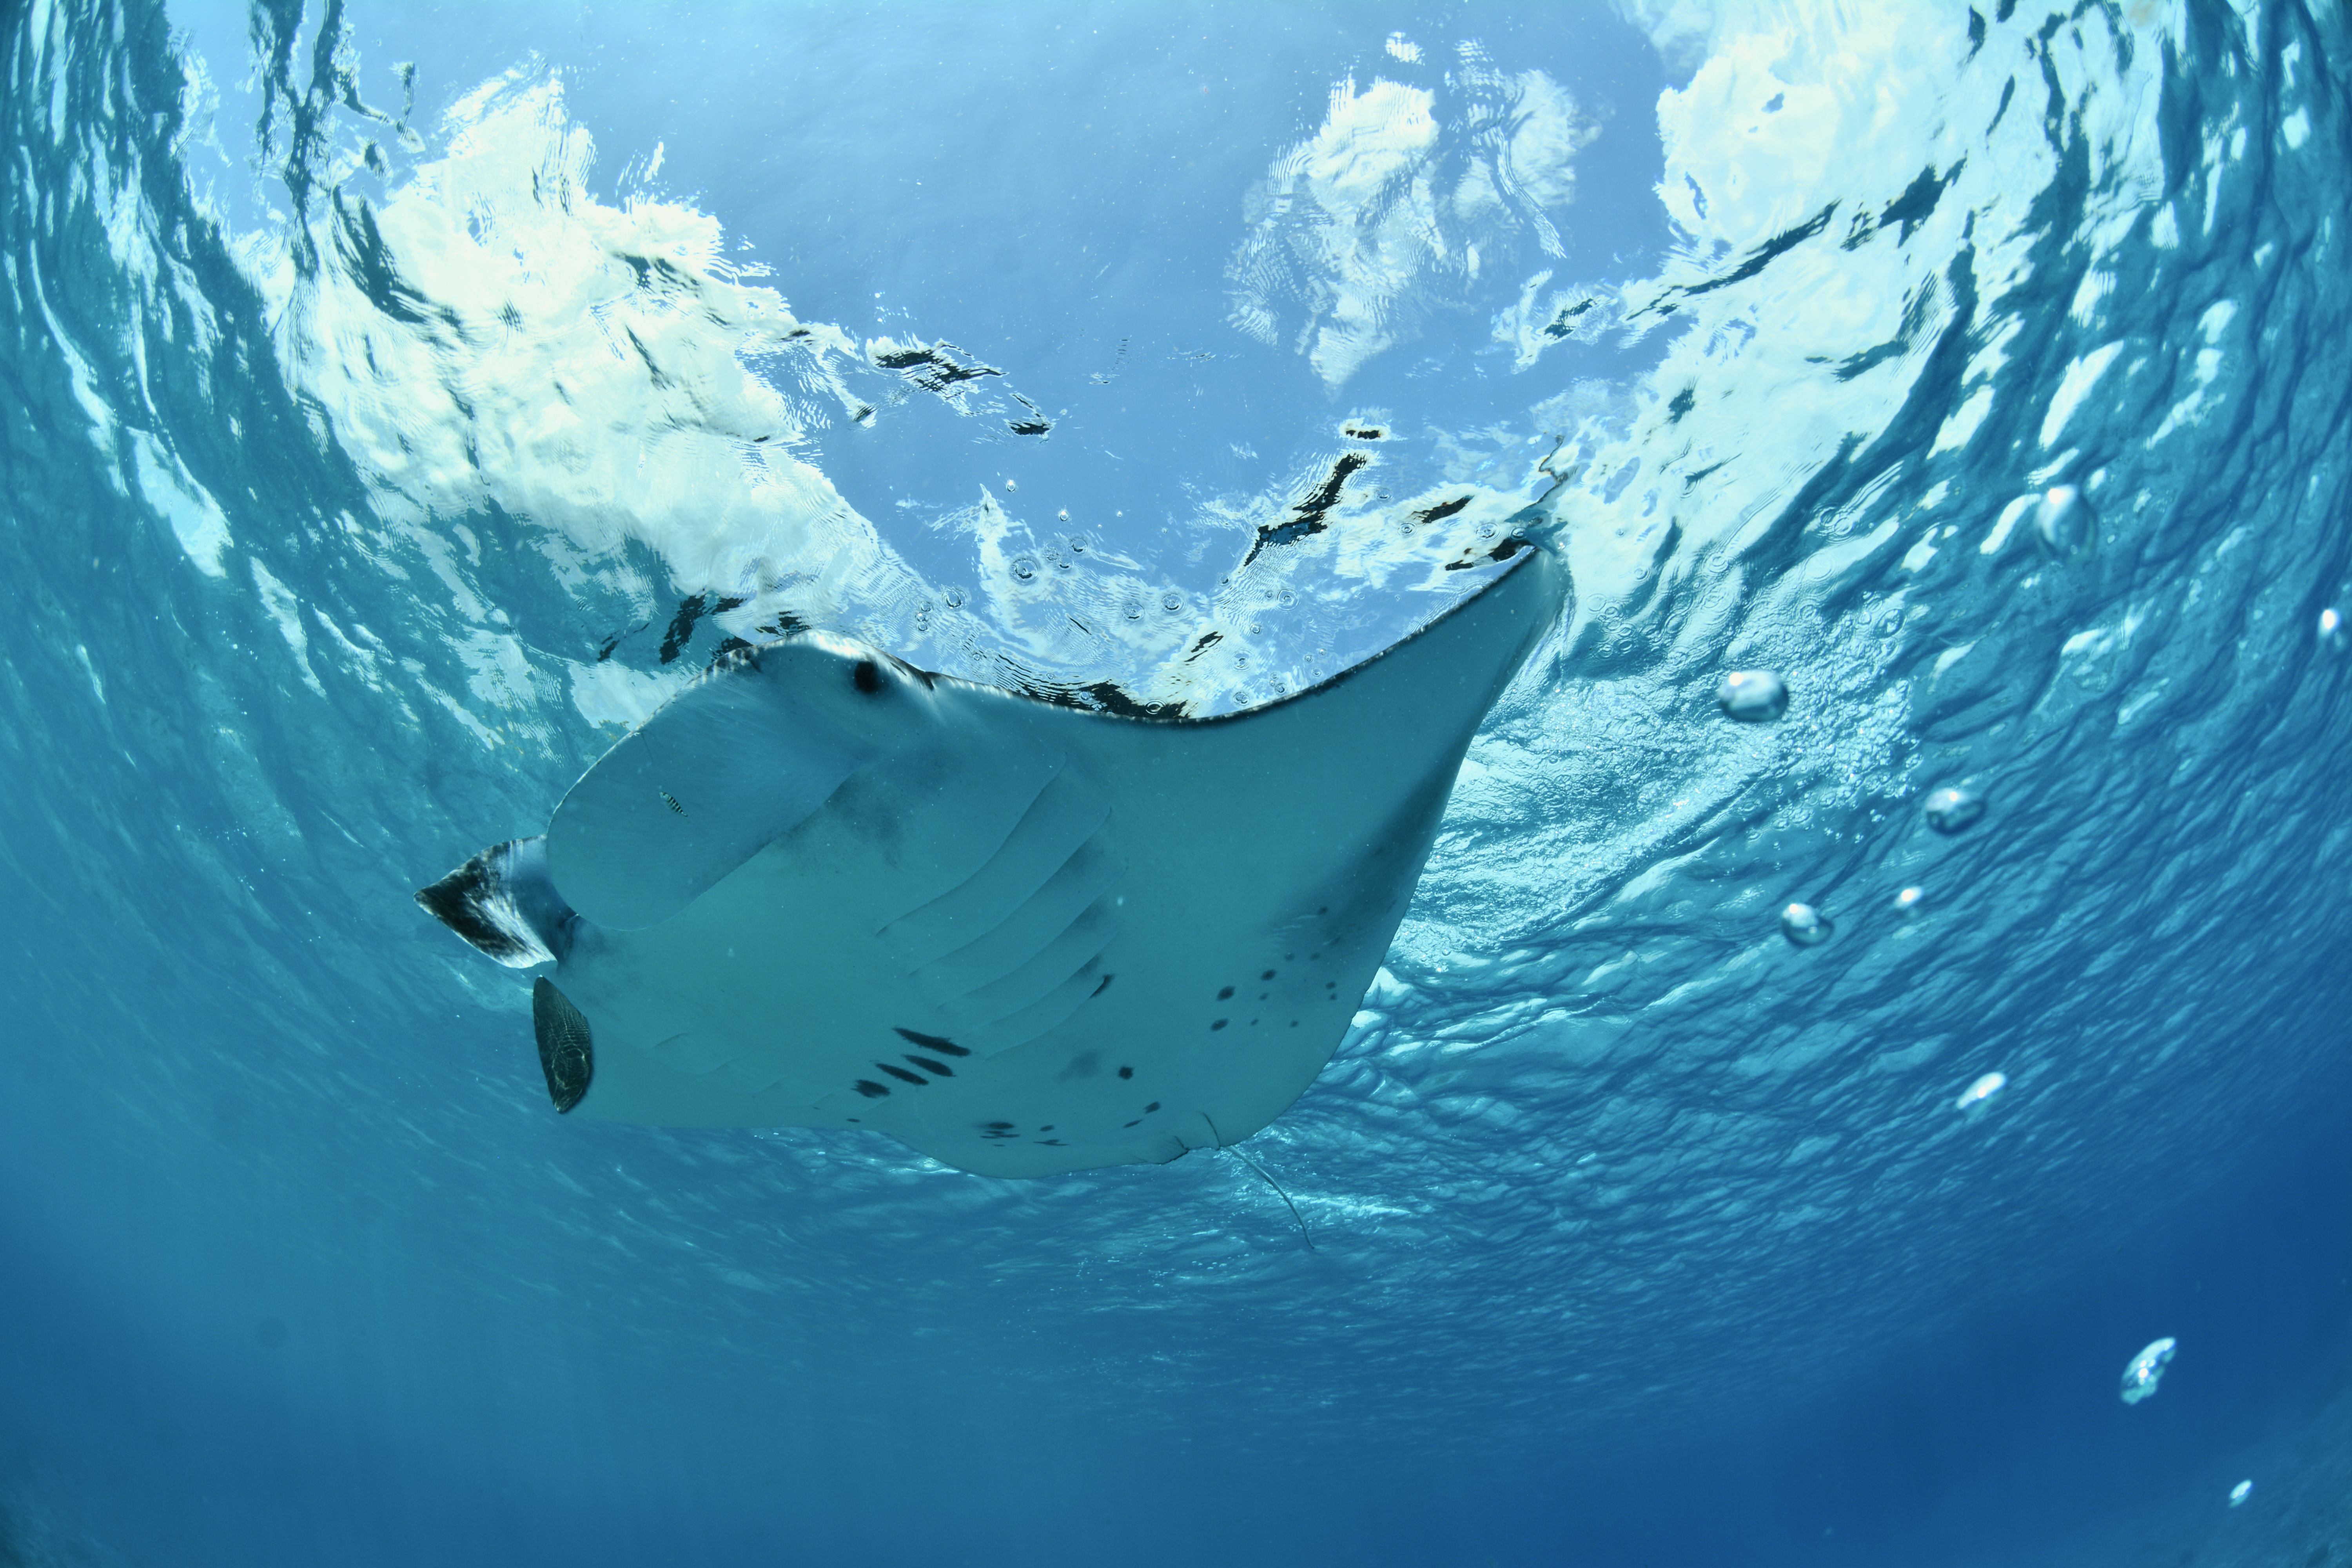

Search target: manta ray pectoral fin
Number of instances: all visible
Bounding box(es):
[415,837,578,967]
[531,977,594,1113]
[546,639,914,931]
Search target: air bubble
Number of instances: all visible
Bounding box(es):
[2321,606,2346,651]
[1011,557,1037,582]
[1278,588,1296,607]
[1924,786,1985,834]
[1780,902,1833,947]
[1002,479,1018,493]
[1719,670,1789,722]
[1057,508,1070,523]
[2228,1481,2252,1508]
[1954,1071,2005,1110]
[2032,484,2094,562]
[2120,1338,2176,1405]
[1476,521,1496,539]
[1893,886,1926,916]
[942,587,965,608]
[1068,535,1087,554]
[1162,592,1183,614]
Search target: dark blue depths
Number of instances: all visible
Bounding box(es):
[1,3,2350,1566]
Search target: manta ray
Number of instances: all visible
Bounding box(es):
[419,541,1566,1178]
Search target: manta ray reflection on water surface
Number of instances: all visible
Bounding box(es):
[420,542,1566,1177]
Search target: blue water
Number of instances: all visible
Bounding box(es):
[3,2,2349,1564]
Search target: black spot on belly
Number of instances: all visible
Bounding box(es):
[1261,969,1276,980]
[1211,1019,1227,1032]
[1091,973,1115,998]
[853,659,885,693]
[1218,985,1235,1000]
[1039,1125,1054,1132]
[894,1027,970,1056]
[1145,1102,1160,1113]
[853,1080,891,1099]
[877,1062,927,1085]
[1118,1066,1133,1079]
[1123,1119,1140,1128]
[1036,1138,1066,1146]
[906,1055,953,1077]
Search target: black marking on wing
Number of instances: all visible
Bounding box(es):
[1003,679,1183,719]
[1414,495,1473,527]
[1182,631,1223,663]
[1543,298,1595,339]
[853,1080,891,1100]
[1682,203,1837,297]
[659,594,706,664]
[1243,450,1371,566]
[876,1062,928,1086]
[905,1055,954,1077]
[1342,422,1386,440]
[893,1027,970,1057]
[873,341,1002,392]
[1442,535,1531,572]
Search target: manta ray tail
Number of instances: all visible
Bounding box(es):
[415,837,579,967]
[1207,1116,1316,1253]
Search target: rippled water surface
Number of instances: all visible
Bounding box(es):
[3,3,2348,1565]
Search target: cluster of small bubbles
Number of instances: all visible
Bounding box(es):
[1718,669,1789,722]
[2031,483,2094,562]
[1954,1071,2006,1111]
[1780,902,1833,947]
[942,587,965,608]
[2120,1338,2177,1405]
[1893,885,1926,916]
[913,603,931,632]
[1923,786,1985,834]
[1011,557,1037,582]
[2320,606,2346,650]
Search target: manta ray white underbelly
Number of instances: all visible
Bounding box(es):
[418,544,1566,1178]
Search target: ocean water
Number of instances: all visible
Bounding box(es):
[2,1,2348,1564]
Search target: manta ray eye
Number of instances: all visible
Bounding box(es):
[852,659,885,694]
